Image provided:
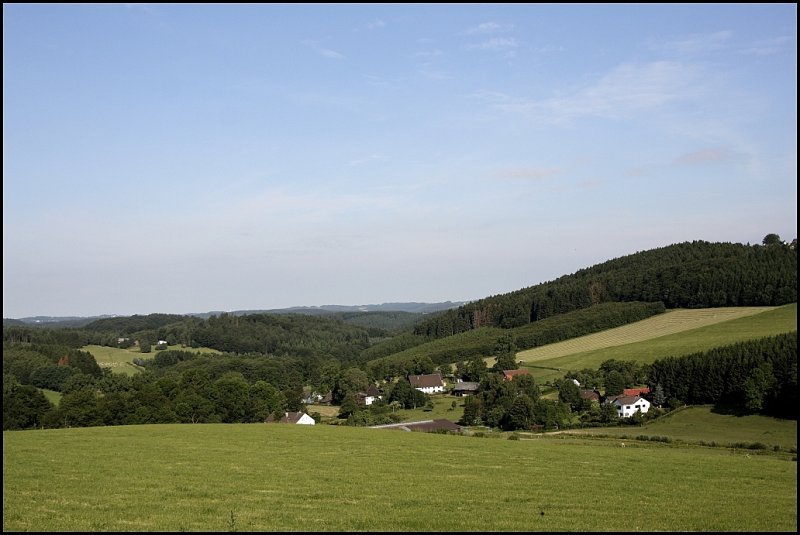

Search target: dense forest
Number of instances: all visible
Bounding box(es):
[413,240,796,338]
[3,238,797,431]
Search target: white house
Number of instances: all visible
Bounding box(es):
[364,384,382,406]
[408,373,445,394]
[611,395,651,418]
[273,411,316,425]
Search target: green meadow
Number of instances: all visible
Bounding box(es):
[562,405,798,451]
[516,304,797,383]
[83,344,221,376]
[3,423,796,532]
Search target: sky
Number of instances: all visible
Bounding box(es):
[3,4,797,318]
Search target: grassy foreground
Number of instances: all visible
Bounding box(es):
[3,424,796,532]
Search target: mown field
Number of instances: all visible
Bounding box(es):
[517,304,796,383]
[3,423,796,532]
[83,344,221,376]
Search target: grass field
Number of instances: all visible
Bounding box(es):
[3,423,796,532]
[83,344,221,376]
[516,304,796,383]
[40,389,62,407]
[561,405,798,451]
[309,393,466,424]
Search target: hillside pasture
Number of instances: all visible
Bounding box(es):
[516,304,796,383]
[83,344,221,376]
[560,405,797,451]
[3,423,796,532]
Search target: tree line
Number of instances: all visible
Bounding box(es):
[413,240,796,338]
[648,332,796,418]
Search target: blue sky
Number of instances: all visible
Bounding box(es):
[3,4,797,318]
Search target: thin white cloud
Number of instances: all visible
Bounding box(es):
[653,30,732,53]
[320,48,345,60]
[418,69,451,81]
[739,36,793,55]
[466,37,519,51]
[464,22,513,35]
[348,154,385,167]
[367,19,386,30]
[412,49,444,58]
[302,40,345,60]
[532,45,565,54]
[487,61,702,124]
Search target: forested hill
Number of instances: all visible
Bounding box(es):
[83,313,190,333]
[414,240,797,338]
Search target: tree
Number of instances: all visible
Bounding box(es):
[505,394,535,430]
[604,370,625,397]
[514,374,539,401]
[174,391,215,424]
[332,367,369,404]
[459,395,482,426]
[599,402,619,424]
[491,334,518,371]
[283,385,305,412]
[557,378,581,410]
[409,356,435,375]
[3,379,54,430]
[249,381,286,422]
[762,233,782,246]
[462,355,488,382]
[742,362,776,412]
[338,393,359,419]
[653,383,666,408]
[211,372,250,423]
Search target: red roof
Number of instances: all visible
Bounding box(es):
[624,387,650,397]
[502,369,530,381]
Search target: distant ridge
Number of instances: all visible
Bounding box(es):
[4,302,468,326]
[190,301,468,319]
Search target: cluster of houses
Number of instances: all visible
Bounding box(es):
[272,372,652,427]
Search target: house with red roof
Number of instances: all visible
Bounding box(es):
[609,395,650,418]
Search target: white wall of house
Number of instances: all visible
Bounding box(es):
[415,385,444,394]
[296,413,316,425]
[365,395,382,406]
[615,397,651,418]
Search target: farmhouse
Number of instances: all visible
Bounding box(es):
[451,381,480,396]
[408,373,445,394]
[579,389,601,402]
[502,369,530,381]
[357,384,383,406]
[610,395,650,418]
[301,388,324,404]
[268,411,316,425]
